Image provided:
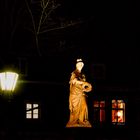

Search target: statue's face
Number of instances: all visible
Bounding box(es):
[76,62,84,71]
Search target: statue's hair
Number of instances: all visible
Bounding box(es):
[76,58,83,63]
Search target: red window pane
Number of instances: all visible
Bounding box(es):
[112,100,117,108]
[118,102,125,109]
[117,110,124,122]
[100,101,105,107]
[112,110,117,122]
[94,101,99,107]
[112,110,125,123]
[100,109,105,122]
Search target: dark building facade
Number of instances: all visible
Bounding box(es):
[0,55,138,140]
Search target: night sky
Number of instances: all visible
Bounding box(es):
[0,0,138,87]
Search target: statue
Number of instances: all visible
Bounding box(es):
[66,58,92,127]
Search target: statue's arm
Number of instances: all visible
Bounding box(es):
[70,72,84,85]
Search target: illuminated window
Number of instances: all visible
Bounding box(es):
[93,101,105,123]
[112,100,125,124]
[26,103,39,119]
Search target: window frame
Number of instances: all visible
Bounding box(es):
[112,99,125,125]
[26,102,40,119]
[93,100,106,123]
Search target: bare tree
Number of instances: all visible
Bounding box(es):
[25,0,83,56]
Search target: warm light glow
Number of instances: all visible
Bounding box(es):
[0,72,19,91]
[117,111,122,117]
[26,111,32,119]
[112,100,125,124]
[33,104,38,108]
[27,104,32,109]
[26,103,39,119]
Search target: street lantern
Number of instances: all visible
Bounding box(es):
[0,72,19,92]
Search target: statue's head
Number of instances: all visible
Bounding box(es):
[76,58,84,72]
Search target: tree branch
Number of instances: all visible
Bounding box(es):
[37,0,50,34]
[25,0,42,56]
[39,20,84,34]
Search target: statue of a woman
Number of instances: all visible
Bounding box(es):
[66,59,92,127]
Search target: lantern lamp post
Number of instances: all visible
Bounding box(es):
[0,71,19,93]
[0,71,19,138]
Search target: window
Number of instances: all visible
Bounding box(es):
[112,100,125,124]
[26,103,39,119]
[93,101,105,123]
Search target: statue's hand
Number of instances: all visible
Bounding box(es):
[82,82,92,92]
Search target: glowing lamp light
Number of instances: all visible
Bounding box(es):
[0,72,19,91]
[117,111,122,117]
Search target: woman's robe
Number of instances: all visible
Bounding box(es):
[66,70,92,127]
